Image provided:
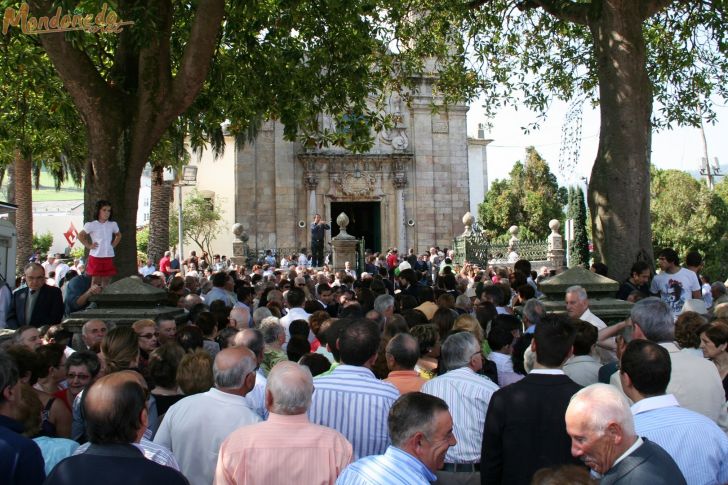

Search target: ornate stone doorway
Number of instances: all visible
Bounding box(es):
[330,201,381,253]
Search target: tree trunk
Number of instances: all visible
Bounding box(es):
[82,117,148,278]
[15,149,33,274]
[6,163,16,226]
[147,165,173,265]
[587,1,654,282]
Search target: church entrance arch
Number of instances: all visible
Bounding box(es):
[330,201,381,253]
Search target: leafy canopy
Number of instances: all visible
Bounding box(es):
[650,167,728,278]
[478,147,566,240]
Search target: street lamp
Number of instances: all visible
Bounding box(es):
[176,166,198,276]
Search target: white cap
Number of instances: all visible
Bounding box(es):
[398,261,411,271]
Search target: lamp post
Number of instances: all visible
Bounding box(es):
[175,166,198,276]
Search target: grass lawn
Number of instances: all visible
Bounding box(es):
[31,171,84,201]
[32,189,83,201]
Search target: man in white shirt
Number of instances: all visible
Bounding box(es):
[153,346,261,485]
[279,287,312,347]
[651,248,702,319]
[422,332,498,483]
[610,297,724,423]
[565,285,615,363]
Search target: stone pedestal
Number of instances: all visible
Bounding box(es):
[63,276,186,333]
[547,219,565,272]
[331,212,359,272]
[539,267,633,324]
[332,239,359,272]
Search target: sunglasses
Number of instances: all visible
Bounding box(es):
[138,332,159,339]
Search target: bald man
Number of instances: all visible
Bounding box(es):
[216,362,352,484]
[45,371,188,485]
[154,346,261,485]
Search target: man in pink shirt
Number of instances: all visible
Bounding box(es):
[215,361,353,485]
[384,333,425,394]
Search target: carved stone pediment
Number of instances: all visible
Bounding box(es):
[339,172,377,197]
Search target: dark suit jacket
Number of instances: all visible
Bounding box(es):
[482,373,585,485]
[601,438,687,485]
[44,443,189,485]
[6,284,64,329]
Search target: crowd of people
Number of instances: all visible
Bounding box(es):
[1,243,728,484]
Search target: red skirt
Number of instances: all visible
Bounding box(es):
[86,255,117,277]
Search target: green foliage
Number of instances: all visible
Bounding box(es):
[169,192,224,257]
[478,147,566,240]
[69,246,85,260]
[400,1,728,133]
[651,167,728,278]
[32,231,53,255]
[136,226,149,255]
[567,186,590,268]
[0,30,85,185]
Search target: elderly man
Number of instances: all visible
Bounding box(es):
[373,294,395,325]
[565,285,615,363]
[422,332,498,484]
[216,362,352,484]
[610,297,724,422]
[7,262,64,329]
[79,319,107,352]
[260,318,288,376]
[234,328,268,419]
[154,346,261,484]
[619,339,728,485]
[309,318,400,459]
[482,314,583,485]
[229,306,251,330]
[46,371,188,485]
[711,282,728,308]
[337,392,457,484]
[155,317,177,345]
[565,383,686,484]
[384,333,426,394]
[0,353,45,484]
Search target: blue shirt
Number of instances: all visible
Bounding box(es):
[336,446,436,485]
[0,415,46,485]
[203,287,237,307]
[632,394,728,485]
[309,365,400,459]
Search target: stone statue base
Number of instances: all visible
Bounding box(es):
[332,239,359,273]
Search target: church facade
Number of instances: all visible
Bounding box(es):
[185,78,491,259]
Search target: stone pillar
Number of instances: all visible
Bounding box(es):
[331,212,359,272]
[393,172,407,252]
[547,219,565,272]
[305,173,318,249]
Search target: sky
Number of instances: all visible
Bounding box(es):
[466,96,728,190]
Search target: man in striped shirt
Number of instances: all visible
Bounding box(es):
[337,392,457,484]
[620,339,728,485]
[309,318,400,459]
[422,332,499,484]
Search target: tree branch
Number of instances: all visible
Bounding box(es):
[26,1,125,128]
[639,0,680,20]
[523,0,590,25]
[165,0,225,123]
